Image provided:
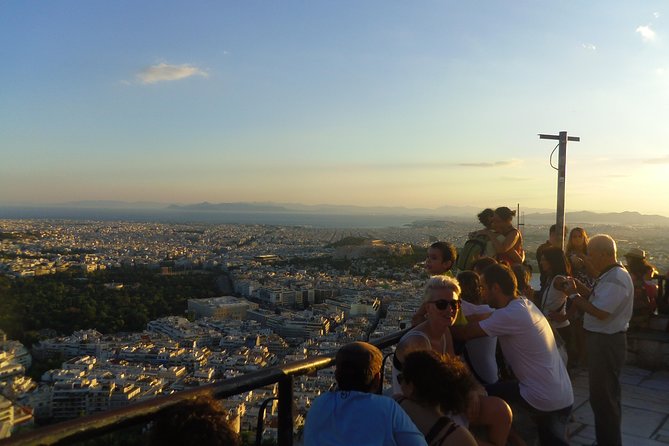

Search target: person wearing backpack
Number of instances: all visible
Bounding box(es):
[460,209,498,272]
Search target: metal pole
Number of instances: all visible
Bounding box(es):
[556,131,567,250]
[277,375,294,446]
[539,132,580,251]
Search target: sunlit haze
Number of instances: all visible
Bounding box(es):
[2,1,668,216]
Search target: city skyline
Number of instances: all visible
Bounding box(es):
[2,1,669,217]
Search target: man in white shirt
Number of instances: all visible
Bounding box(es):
[451,264,573,446]
[565,234,633,446]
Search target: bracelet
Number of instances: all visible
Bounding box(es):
[568,293,581,300]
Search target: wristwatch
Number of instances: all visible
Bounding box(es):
[568,293,581,300]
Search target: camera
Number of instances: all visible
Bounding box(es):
[555,275,570,291]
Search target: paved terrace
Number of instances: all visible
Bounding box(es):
[567,365,669,445]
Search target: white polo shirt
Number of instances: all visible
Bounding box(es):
[583,264,634,334]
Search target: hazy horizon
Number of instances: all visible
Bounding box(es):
[2,200,669,229]
[3,199,669,218]
[2,2,668,216]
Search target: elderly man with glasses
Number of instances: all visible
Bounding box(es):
[563,234,634,446]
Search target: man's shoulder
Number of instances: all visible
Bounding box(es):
[481,298,526,325]
[462,300,493,316]
[488,298,536,325]
[311,391,393,409]
[309,391,334,408]
[503,296,531,311]
[537,241,551,250]
[600,264,634,288]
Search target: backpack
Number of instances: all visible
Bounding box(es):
[456,236,487,271]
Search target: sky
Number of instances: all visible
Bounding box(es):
[1,1,668,217]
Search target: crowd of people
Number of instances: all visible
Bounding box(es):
[305,208,666,446]
[153,208,666,446]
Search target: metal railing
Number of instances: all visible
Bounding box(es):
[0,328,410,446]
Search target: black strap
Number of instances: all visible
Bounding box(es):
[392,353,403,371]
[425,416,456,445]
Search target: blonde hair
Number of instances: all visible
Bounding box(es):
[423,275,461,303]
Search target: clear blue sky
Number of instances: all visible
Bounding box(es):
[2,1,668,216]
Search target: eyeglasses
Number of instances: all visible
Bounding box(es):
[429,299,460,311]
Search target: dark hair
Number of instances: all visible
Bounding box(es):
[402,350,475,414]
[456,271,482,305]
[477,208,495,228]
[540,246,571,282]
[482,263,517,296]
[335,342,382,392]
[471,256,497,274]
[494,206,516,222]
[511,263,532,292]
[625,256,655,278]
[429,241,457,265]
[549,224,568,236]
[150,396,240,446]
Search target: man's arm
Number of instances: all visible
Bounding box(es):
[392,406,429,446]
[564,277,592,298]
[569,294,610,320]
[450,320,488,342]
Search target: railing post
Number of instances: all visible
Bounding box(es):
[255,397,278,446]
[277,375,294,446]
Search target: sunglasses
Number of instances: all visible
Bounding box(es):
[396,373,404,384]
[429,299,460,311]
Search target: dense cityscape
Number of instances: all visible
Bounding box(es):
[0,218,668,443]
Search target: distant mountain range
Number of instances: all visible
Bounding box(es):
[5,201,668,226]
[524,211,669,226]
[166,201,562,217]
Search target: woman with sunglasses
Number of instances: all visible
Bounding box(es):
[393,276,512,446]
[393,276,460,395]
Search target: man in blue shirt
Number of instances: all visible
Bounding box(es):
[304,341,427,446]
